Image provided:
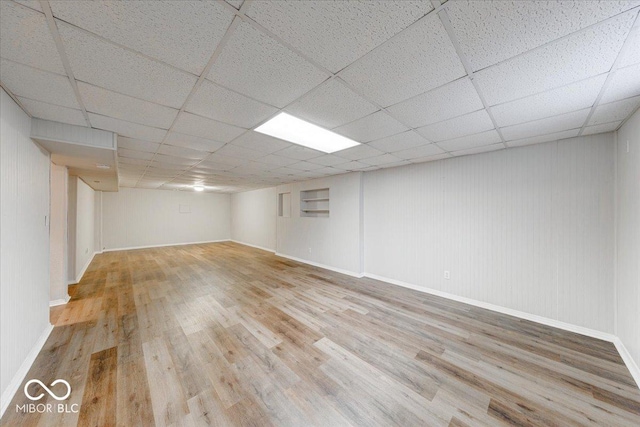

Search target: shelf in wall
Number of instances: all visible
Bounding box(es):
[302,209,330,212]
[300,188,329,218]
[302,198,330,202]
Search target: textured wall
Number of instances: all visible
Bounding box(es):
[231,187,277,251]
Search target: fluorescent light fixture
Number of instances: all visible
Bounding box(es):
[254,112,360,153]
[193,185,204,192]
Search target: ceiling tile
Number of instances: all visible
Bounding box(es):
[118,148,155,160]
[379,160,412,169]
[208,21,329,108]
[157,144,209,160]
[451,143,504,157]
[78,82,178,129]
[361,154,404,166]
[186,80,278,128]
[334,111,408,143]
[446,0,639,71]
[254,154,299,167]
[583,121,623,135]
[386,78,483,128]
[203,154,247,167]
[339,15,465,106]
[172,113,245,142]
[230,131,291,154]
[286,79,379,129]
[501,108,590,141]
[491,75,607,127]
[417,110,494,142]
[13,1,42,12]
[215,144,265,161]
[286,161,325,171]
[332,160,370,171]
[306,154,352,167]
[368,131,432,152]
[334,144,385,161]
[150,154,197,166]
[118,157,150,167]
[474,12,635,106]
[58,22,196,109]
[0,59,79,108]
[245,1,432,73]
[618,28,640,68]
[17,98,86,127]
[506,129,580,148]
[226,0,244,10]
[409,153,453,164]
[275,145,324,160]
[88,113,167,142]
[164,132,225,152]
[0,1,65,74]
[437,130,503,152]
[117,137,160,153]
[392,143,446,160]
[50,0,234,75]
[589,96,640,125]
[600,64,640,103]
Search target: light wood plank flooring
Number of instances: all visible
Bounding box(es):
[2,242,639,426]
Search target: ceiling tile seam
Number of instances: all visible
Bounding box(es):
[0,82,32,117]
[73,79,184,111]
[437,9,507,148]
[7,93,85,113]
[467,4,640,74]
[616,104,640,131]
[135,15,242,187]
[503,126,583,148]
[577,9,640,136]
[196,78,281,110]
[9,0,41,13]
[40,0,91,127]
[0,56,70,79]
[87,111,173,132]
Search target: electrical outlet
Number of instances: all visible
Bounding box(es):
[308,247,312,254]
[444,271,450,280]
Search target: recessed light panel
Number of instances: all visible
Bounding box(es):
[254,112,360,153]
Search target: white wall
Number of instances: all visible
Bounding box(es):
[74,177,95,282]
[364,135,615,333]
[101,187,230,250]
[616,109,640,370]
[0,90,51,413]
[231,187,277,251]
[50,163,68,302]
[276,172,363,275]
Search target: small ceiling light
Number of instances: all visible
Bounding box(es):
[96,164,111,169]
[254,112,360,153]
[193,185,205,192]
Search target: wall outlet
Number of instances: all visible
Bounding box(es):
[308,247,312,254]
[444,270,450,280]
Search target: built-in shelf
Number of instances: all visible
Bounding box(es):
[300,188,329,218]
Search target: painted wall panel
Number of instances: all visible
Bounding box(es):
[101,188,230,250]
[231,187,277,251]
[50,163,67,301]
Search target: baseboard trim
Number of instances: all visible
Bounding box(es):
[49,294,70,307]
[68,250,100,285]
[230,240,275,253]
[0,323,54,418]
[613,337,640,389]
[102,239,231,253]
[275,252,364,278]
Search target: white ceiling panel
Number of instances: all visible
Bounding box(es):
[368,131,432,153]
[0,59,79,108]
[618,28,640,68]
[392,143,446,160]
[475,11,635,106]
[409,153,452,164]
[0,1,65,74]
[339,15,465,107]
[583,121,623,135]
[451,143,504,157]
[600,64,640,104]
[230,131,291,154]
[446,0,640,71]
[334,144,385,161]
[245,1,432,73]
[150,155,197,167]
[361,154,405,166]
[254,154,299,167]
[50,0,234,75]
[117,137,160,153]
[417,109,494,142]
[306,154,348,167]
[118,148,155,161]
[164,132,225,153]
[88,113,167,142]
[506,129,580,148]
[78,82,178,129]
[491,74,607,127]
[332,161,370,171]
[203,154,247,167]
[208,21,329,108]
[286,161,325,171]
[157,144,209,160]
[186,81,278,128]
[172,113,245,142]
[275,144,324,161]
[501,108,591,141]
[386,78,483,128]
[13,1,42,12]
[58,22,196,109]
[118,157,150,167]
[215,144,265,161]
[17,97,86,127]
[334,111,408,143]
[589,96,640,125]
[286,79,379,129]
[437,130,503,152]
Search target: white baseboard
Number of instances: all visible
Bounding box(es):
[613,337,640,389]
[230,240,275,253]
[102,239,230,253]
[0,323,54,418]
[49,294,70,307]
[275,252,364,278]
[68,250,100,285]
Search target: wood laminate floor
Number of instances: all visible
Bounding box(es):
[1,242,639,426]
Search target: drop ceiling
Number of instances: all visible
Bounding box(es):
[1,0,639,193]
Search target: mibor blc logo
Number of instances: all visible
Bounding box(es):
[16,379,79,414]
